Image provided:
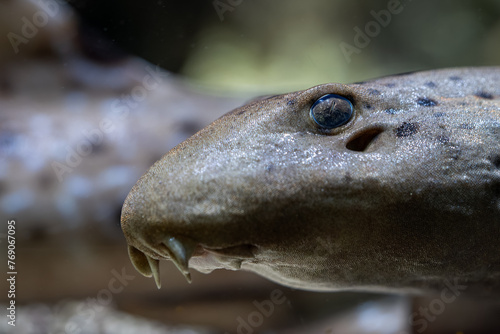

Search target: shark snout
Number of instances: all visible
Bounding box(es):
[121,175,259,288]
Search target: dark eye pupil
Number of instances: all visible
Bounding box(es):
[310,94,353,129]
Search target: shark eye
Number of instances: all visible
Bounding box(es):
[310,94,353,129]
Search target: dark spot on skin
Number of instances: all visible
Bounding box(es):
[433,112,446,118]
[287,99,296,105]
[449,76,462,81]
[394,122,419,137]
[424,81,436,88]
[437,135,450,144]
[475,91,494,99]
[459,123,474,130]
[384,83,396,88]
[417,97,438,107]
[365,104,372,109]
[266,164,275,172]
[367,89,381,96]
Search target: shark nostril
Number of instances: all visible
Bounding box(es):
[346,128,384,152]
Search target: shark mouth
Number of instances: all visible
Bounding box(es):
[127,236,256,288]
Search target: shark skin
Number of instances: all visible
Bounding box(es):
[121,67,500,294]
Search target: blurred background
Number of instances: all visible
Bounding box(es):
[67,0,500,92]
[0,0,499,333]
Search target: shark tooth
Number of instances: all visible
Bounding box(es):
[159,236,196,283]
[146,255,161,289]
[128,245,152,277]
